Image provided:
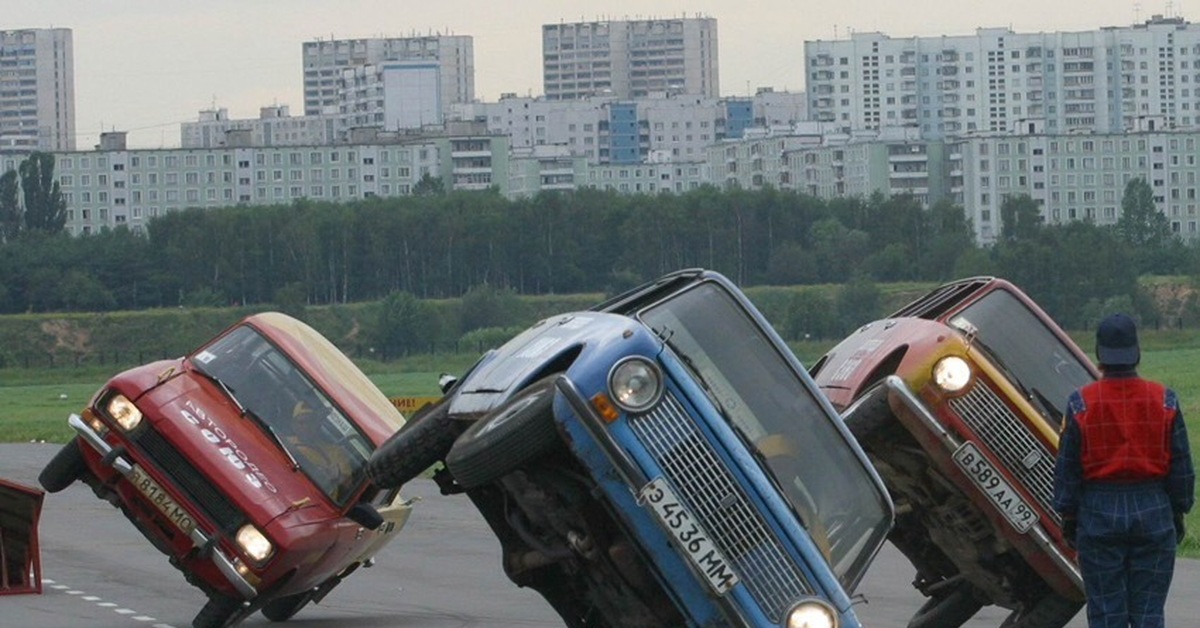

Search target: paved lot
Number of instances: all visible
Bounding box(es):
[2,442,1198,627]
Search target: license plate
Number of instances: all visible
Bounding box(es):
[952,442,1038,533]
[639,478,739,594]
[129,464,197,536]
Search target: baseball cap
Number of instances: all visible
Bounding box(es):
[1096,313,1140,366]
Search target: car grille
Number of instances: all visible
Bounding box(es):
[131,428,246,536]
[630,393,811,622]
[950,383,1060,526]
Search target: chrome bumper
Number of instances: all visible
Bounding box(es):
[880,376,1084,592]
[69,413,258,599]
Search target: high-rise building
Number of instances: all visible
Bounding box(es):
[0,28,75,151]
[543,17,719,101]
[302,35,474,118]
[804,15,1200,139]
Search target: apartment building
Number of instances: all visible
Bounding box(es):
[789,134,954,207]
[453,90,805,164]
[804,15,1200,139]
[543,17,718,100]
[584,158,709,195]
[956,127,1200,243]
[47,127,508,236]
[181,106,336,148]
[302,35,474,118]
[506,145,588,198]
[0,28,75,151]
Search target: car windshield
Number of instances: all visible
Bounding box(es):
[640,282,891,590]
[190,325,374,505]
[949,289,1095,426]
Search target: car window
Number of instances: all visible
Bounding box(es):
[192,325,373,505]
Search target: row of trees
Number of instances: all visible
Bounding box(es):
[0,174,1195,332]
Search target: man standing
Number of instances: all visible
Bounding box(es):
[1054,313,1195,627]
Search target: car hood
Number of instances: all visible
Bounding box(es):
[135,372,332,525]
[813,317,952,409]
[450,311,637,417]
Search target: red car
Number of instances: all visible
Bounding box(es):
[38,312,413,628]
[810,277,1098,628]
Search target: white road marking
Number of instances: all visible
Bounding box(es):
[46,579,178,628]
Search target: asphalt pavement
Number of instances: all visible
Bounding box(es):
[2,442,1199,627]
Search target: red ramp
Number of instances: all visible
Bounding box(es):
[0,478,43,595]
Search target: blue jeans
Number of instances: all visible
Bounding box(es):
[1076,482,1176,628]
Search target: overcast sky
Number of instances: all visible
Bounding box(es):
[6,0,1182,148]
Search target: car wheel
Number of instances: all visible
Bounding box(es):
[907,579,984,628]
[38,438,86,493]
[366,398,463,489]
[842,382,898,443]
[192,593,245,628]
[260,589,315,622]
[445,376,560,489]
[998,592,1082,628]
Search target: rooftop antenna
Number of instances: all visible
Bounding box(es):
[1134,1,1142,22]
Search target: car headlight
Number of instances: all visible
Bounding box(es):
[785,599,838,628]
[107,394,143,431]
[608,357,664,413]
[235,524,274,563]
[933,355,972,393]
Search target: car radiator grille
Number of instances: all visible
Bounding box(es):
[950,383,1060,526]
[630,393,811,622]
[131,428,246,536]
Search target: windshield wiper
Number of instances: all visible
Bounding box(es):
[193,367,301,470]
[243,406,301,471]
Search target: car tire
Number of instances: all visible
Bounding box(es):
[192,593,244,628]
[38,438,86,493]
[907,579,984,628]
[260,589,315,622]
[998,592,1082,628]
[366,398,462,489]
[445,376,560,489]
[841,382,898,443]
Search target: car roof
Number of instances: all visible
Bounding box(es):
[244,312,405,442]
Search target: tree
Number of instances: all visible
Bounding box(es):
[999,194,1043,242]
[412,173,445,196]
[18,152,66,234]
[0,170,19,241]
[923,199,977,281]
[1117,177,1178,273]
[57,269,116,312]
[1116,178,1170,247]
[835,276,882,334]
[459,283,526,333]
[372,290,437,358]
[272,282,308,320]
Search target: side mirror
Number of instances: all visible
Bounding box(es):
[347,502,384,530]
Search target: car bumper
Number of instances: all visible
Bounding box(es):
[69,412,258,599]
[879,376,1083,594]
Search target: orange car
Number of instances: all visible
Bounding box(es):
[38,313,413,628]
[810,277,1098,628]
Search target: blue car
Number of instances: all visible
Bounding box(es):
[368,269,893,627]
